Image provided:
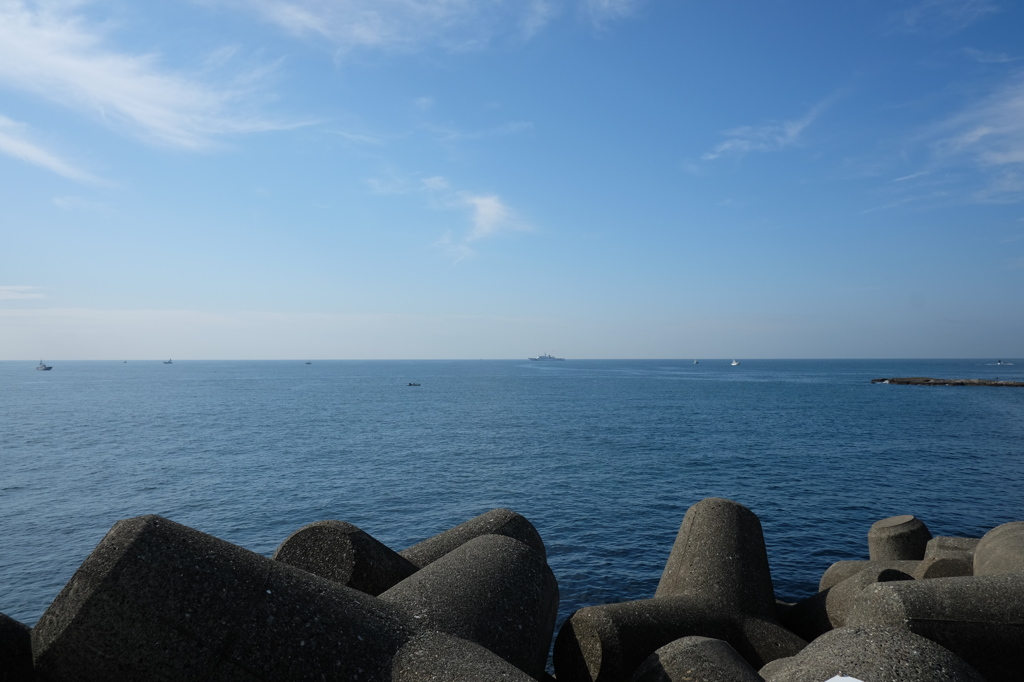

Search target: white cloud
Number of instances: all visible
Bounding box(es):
[206,0,640,52]
[866,73,1024,209]
[962,47,1019,64]
[427,120,533,143]
[0,114,100,182]
[702,99,832,161]
[928,71,1024,201]
[892,0,998,36]
[521,1,560,38]
[366,170,530,257]
[893,171,931,182]
[972,170,1024,204]
[462,193,518,241]
[421,176,449,191]
[0,0,296,150]
[584,0,643,27]
[0,286,46,300]
[434,192,529,260]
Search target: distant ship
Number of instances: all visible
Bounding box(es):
[731,359,740,366]
[36,360,52,371]
[529,353,564,361]
[163,359,173,364]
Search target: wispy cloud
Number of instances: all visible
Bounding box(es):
[207,0,640,52]
[890,0,999,36]
[869,71,1024,208]
[0,0,296,150]
[583,0,644,27]
[924,71,1024,202]
[0,286,46,301]
[461,193,523,241]
[0,114,100,182]
[426,120,533,143]
[961,47,1019,64]
[367,170,530,259]
[421,176,449,191]
[437,191,529,261]
[702,98,833,161]
[893,170,931,182]
[933,73,1024,166]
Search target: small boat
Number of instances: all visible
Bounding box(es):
[36,360,52,371]
[407,382,420,386]
[529,353,565,361]
[163,359,172,364]
[731,359,740,366]
[305,361,312,365]
[693,360,698,365]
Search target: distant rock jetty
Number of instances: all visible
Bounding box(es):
[4,500,1024,681]
[872,376,1024,387]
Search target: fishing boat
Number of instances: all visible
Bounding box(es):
[36,360,52,371]
[163,359,173,364]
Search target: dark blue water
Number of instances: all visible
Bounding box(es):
[3,359,1023,632]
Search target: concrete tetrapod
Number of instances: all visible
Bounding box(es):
[867,515,932,561]
[780,567,913,642]
[630,636,764,682]
[911,556,972,580]
[399,508,547,568]
[553,498,806,682]
[925,536,980,563]
[272,519,417,595]
[845,574,1024,682]
[655,497,777,619]
[758,625,985,682]
[380,533,559,680]
[973,521,1024,576]
[31,515,417,681]
[0,612,33,682]
[818,560,922,592]
[391,631,542,682]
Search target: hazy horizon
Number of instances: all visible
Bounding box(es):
[11,356,1018,363]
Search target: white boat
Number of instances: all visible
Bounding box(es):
[693,360,698,365]
[731,359,740,366]
[36,360,52,371]
[529,353,564,361]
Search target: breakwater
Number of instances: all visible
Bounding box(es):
[872,377,1024,387]
[4,500,1023,681]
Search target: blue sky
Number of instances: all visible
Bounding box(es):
[2,0,1022,360]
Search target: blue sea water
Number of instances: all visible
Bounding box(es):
[3,358,1024,634]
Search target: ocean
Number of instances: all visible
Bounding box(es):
[3,358,1023,633]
